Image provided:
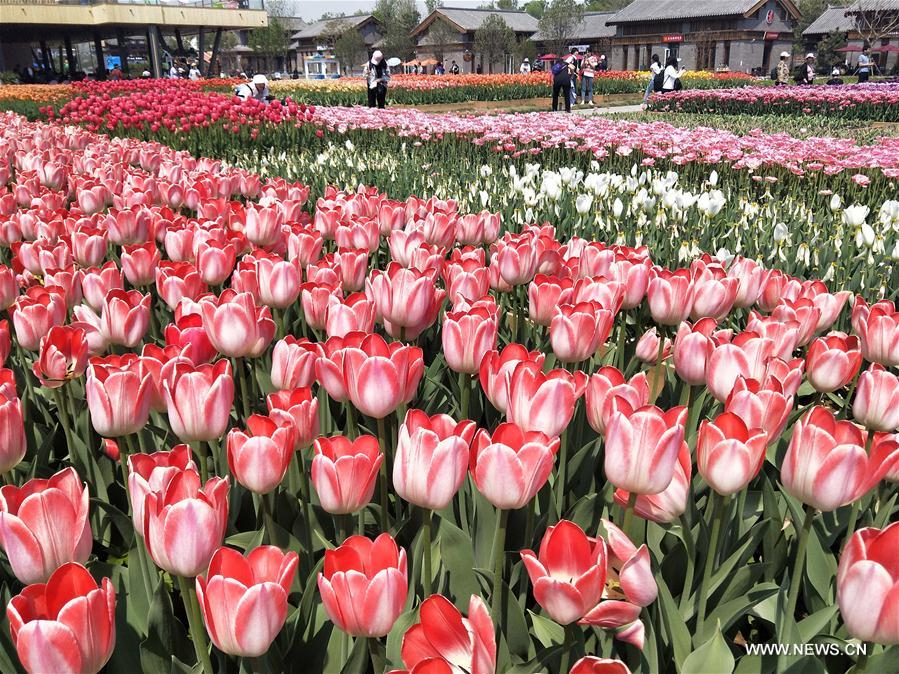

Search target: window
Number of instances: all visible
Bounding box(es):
[722,42,731,68]
[623,46,629,70]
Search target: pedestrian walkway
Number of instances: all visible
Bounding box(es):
[575,104,644,116]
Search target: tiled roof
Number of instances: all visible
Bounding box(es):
[291,14,375,41]
[415,7,539,34]
[532,11,616,41]
[803,6,854,36]
[608,0,759,23]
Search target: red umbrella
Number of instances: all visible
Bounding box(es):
[835,45,863,53]
[872,44,899,53]
[540,54,558,61]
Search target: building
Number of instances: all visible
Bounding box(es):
[411,7,538,74]
[532,11,616,57]
[0,0,267,79]
[220,15,306,76]
[605,0,800,74]
[803,2,899,73]
[288,14,383,78]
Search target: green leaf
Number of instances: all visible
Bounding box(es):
[797,605,838,643]
[682,624,735,674]
[339,634,369,674]
[140,577,193,674]
[701,582,779,643]
[226,528,265,551]
[437,516,480,608]
[386,608,419,669]
[655,570,692,670]
[528,610,565,648]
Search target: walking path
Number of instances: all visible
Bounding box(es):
[575,104,644,116]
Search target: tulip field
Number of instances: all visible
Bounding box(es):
[646,83,899,122]
[0,79,899,674]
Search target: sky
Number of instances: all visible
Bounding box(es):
[289,1,491,21]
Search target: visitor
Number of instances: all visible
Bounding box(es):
[520,58,531,74]
[857,45,871,83]
[141,70,151,78]
[109,65,123,80]
[598,54,608,71]
[169,62,179,78]
[188,63,201,80]
[435,62,445,75]
[661,56,685,93]
[795,53,815,84]
[569,49,579,107]
[827,67,845,86]
[235,74,270,103]
[551,54,574,112]
[364,50,390,108]
[643,53,663,105]
[579,51,597,105]
[476,63,483,74]
[776,51,790,86]
[450,60,459,75]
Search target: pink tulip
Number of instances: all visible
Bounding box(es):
[86,356,152,438]
[672,318,724,386]
[614,442,691,524]
[325,292,376,338]
[570,657,632,674]
[529,275,573,326]
[604,405,687,495]
[271,336,321,390]
[442,303,500,374]
[267,387,320,450]
[727,256,766,309]
[163,360,235,443]
[837,522,899,645]
[806,332,862,393]
[470,422,559,510]
[647,269,694,326]
[200,290,275,358]
[121,242,161,287]
[0,468,92,584]
[394,409,476,510]
[399,594,496,674]
[99,289,151,348]
[156,261,207,311]
[300,281,340,331]
[366,262,446,339]
[705,331,775,402]
[11,286,67,351]
[255,253,301,309]
[585,367,650,435]
[195,239,237,286]
[852,298,899,367]
[227,415,296,494]
[33,325,89,389]
[196,546,298,657]
[312,435,383,514]
[164,313,217,365]
[697,412,768,496]
[7,563,115,674]
[505,360,587,438]
[127,445,197,537]
[725,376,793,446]
[143,468,229,577]
[80,262,123,312]
[550,301,614,364]
[853,364,899,432]
[318,533,408,637]
[479,344,545,415]
[520,520,606,624]
[342,333,424,419]
[782,406,899,511]
[601,519,658,607]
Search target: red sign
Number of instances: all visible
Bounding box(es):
[662,34,684,43]
[764,32,780,40]
[766,9,775,24]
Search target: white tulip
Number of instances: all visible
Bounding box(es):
[860,223,876,247]
[773,222,789,243]
[843,204,870,227]
[612,198,624,218]
[575,194,594,215]
[891,240,899,261]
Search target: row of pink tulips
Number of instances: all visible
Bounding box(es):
[0,110,898,673]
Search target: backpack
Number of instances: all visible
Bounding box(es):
[673,77,683,91]
[652,69,664,92]
[551,61,567,76]
[793,64,805,83]
[770,66,778,81]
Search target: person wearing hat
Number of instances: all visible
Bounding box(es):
[235,74,270,102]
[827,67,845,85]
[364,50,390,108]
[519,57,531,74]
[857,44,872,83]
[796,53,816,85]
[188,63,201,81]
[776,51,791,86]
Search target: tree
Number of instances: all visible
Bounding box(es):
[497,0,519,7]
[538,0,585,57]
[793,0,831,47]
[516,37,538,64]
[425,0,443,13]
[474,14,517,73]
[248,0,290,73]
[426,18,461,65]
[374,0,421,61]
[851,0,899,47]
[524,0,546,18]
[334,26,368,74]
[584,0,629,9]
[816,29,849,72]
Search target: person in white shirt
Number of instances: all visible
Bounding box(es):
[235,74,270,102]
[857,46,872,83]
[188,64,201,80]
[519,58,531,74]
[661,56,685,92]
[579,51,598,105]
[643,53,662,104]
[169,63,179,78]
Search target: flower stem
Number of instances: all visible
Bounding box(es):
[560,623,577,674]
[297,451,315,558]
[458,371,470,420]
[177,574,214,674]
[785,506,815,623]
[376,415,389,532]
[554,425,570,520]
[368,637,385,674]
[421,507,433,597]
[678,513,697,611]
[854,643,871,674]
[490,508,509,638]
[695,491,727,635]
[622,490,639,543]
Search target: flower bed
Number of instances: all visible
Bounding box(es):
[0,109,897,674]
[647,83,899,121]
